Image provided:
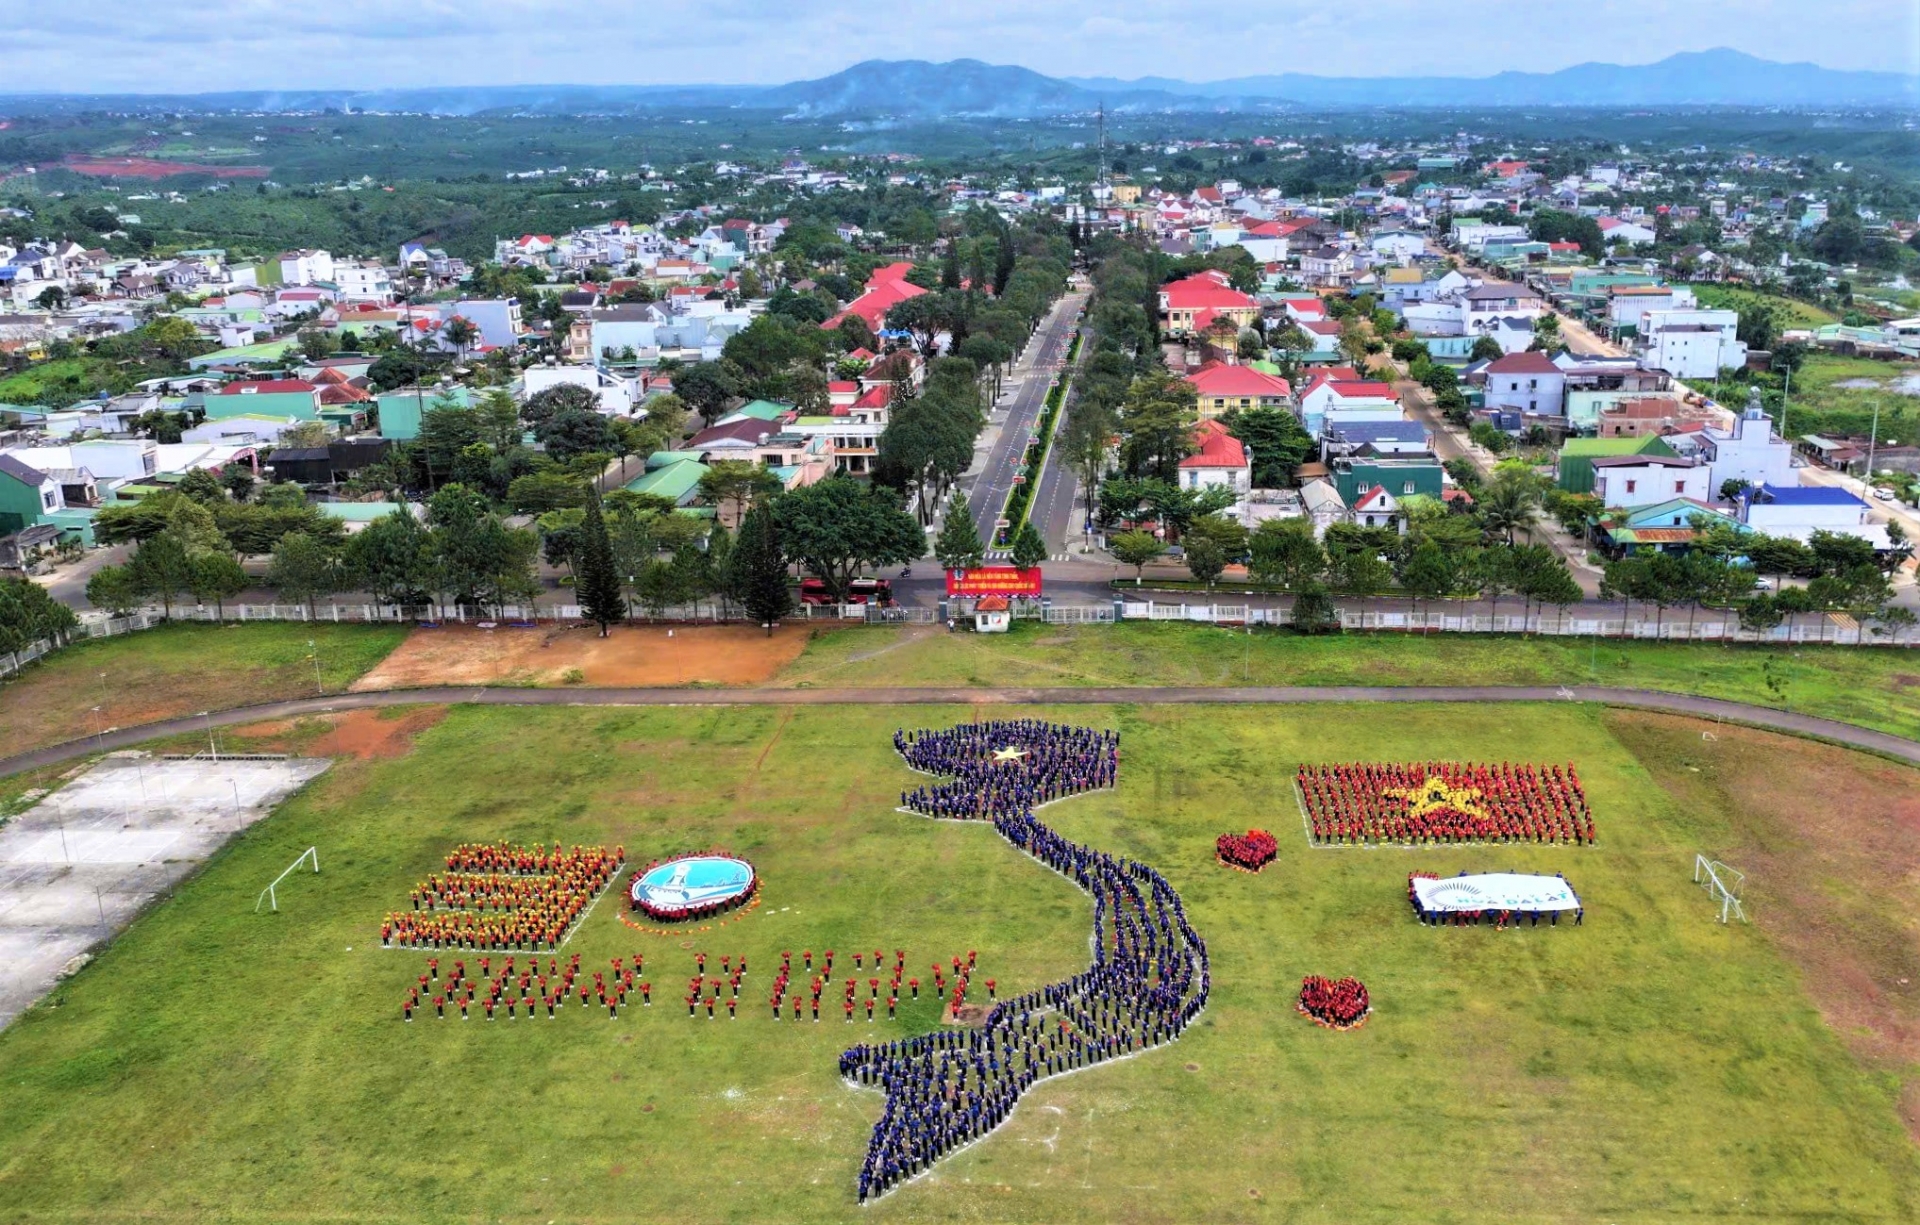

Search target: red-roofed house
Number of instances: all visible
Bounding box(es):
[822,262,928,333]
[1299,375,1400,434]
[827,380,861,410]
[1351,485,1403,531]
[1177,418,1252,513]
[1482,351,1566,416]
[1484,159,1530,178]
[1283,297,1328,324]
[1185,363,1292,419]
[1296,317,1343,357]
[1158,271,1258,338]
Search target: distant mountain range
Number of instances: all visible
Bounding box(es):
[1,50,1912,119]
[1067,49,1919,109]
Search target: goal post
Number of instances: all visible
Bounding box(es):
[1692,853,1748,924]
[255,846,320,913]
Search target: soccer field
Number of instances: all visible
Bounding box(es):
[1,701,1915,1224]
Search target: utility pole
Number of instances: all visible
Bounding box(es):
[1866,398,1880,484]
[1097,101,1108,193]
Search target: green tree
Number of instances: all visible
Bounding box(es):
[729,502,793,632]
[266,531,341,618]
[933,492,985,572]
[773,477,924,601]
[672,360,742,424]
[128,531,194,618]
[1010,520,1048,571]
[175,468,226,505]
[1288,579,1341,634]
[0,575,77,650]
[1248,517,1325,590]
[1469,335,1505,363]
[187,552,248,619]
[1224,407,1314,488]
[1109,529,1166,583]
[698,459,782,523]
[521,382,598,429]
[346,508,433,607]
[85,564,141,617]
[1117,368,1199,482]
[536,408,617,462]
[576,493,626,636]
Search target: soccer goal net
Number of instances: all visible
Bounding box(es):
[1692,854,1748,924]
[256,846,320,913]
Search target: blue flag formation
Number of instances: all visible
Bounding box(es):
[844,721,1210,1201]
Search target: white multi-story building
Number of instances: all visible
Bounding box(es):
[331,261,392,304]
[1700,393,1796,495]
[1637,308,1747,379]
[277,249,335,286]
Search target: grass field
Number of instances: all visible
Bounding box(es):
[1768,352,1920,446]
[1,701,1916,1224]
[0,623,408,756]
[779,622,1920,740]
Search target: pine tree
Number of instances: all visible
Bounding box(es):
[576,492,626,637]
[933,492,985,572]
[730,502,792,635]
[1010,520,1048,570]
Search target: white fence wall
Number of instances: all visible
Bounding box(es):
[1,596,1907,683]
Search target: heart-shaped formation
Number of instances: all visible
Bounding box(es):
[1215,829,1278,872]
[1298,975,1370,1030]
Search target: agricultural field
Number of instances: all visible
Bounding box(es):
[0,701,1916,1223]
[1688,283,1838,329]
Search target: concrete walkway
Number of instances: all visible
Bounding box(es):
[3,684,1915,777]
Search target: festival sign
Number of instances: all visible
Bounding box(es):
[945,566,1042,598]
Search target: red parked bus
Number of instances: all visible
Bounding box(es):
[799,577,894,606]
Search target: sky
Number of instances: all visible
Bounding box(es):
[9,0,1920,94]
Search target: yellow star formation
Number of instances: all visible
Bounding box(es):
[991,746,1029,763]
[1385,777,1489,820]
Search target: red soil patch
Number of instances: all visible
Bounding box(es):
[57,155,268,180]
[1608,711,1920,1139]
[228,708,446,761]
[309,707,447,760]
[351,624,810,690]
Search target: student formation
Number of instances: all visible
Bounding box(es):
[848,721,1210,1202]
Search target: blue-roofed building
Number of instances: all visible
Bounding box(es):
[1322,420,1434,462]
[1741,482,1893,551]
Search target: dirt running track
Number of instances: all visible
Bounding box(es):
[3,684,1917,778]
[351,624,810,690]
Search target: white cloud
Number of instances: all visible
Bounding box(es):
[8,0,1917,93]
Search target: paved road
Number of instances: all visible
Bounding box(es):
[1029,326,1090,555]
[4,683,1914,778]
[969,293,1087,549]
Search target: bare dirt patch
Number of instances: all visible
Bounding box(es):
[351,624,810,690]
[229,707,447,761]
[1608,711,1920,1137]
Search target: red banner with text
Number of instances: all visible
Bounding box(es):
[945,567,1043,598]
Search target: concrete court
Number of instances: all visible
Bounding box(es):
[0,754,329,1029]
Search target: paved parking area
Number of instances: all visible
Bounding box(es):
[0,754,329,1029]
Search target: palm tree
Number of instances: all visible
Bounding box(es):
[1478,478,1538,546]
[443,315,479,362]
